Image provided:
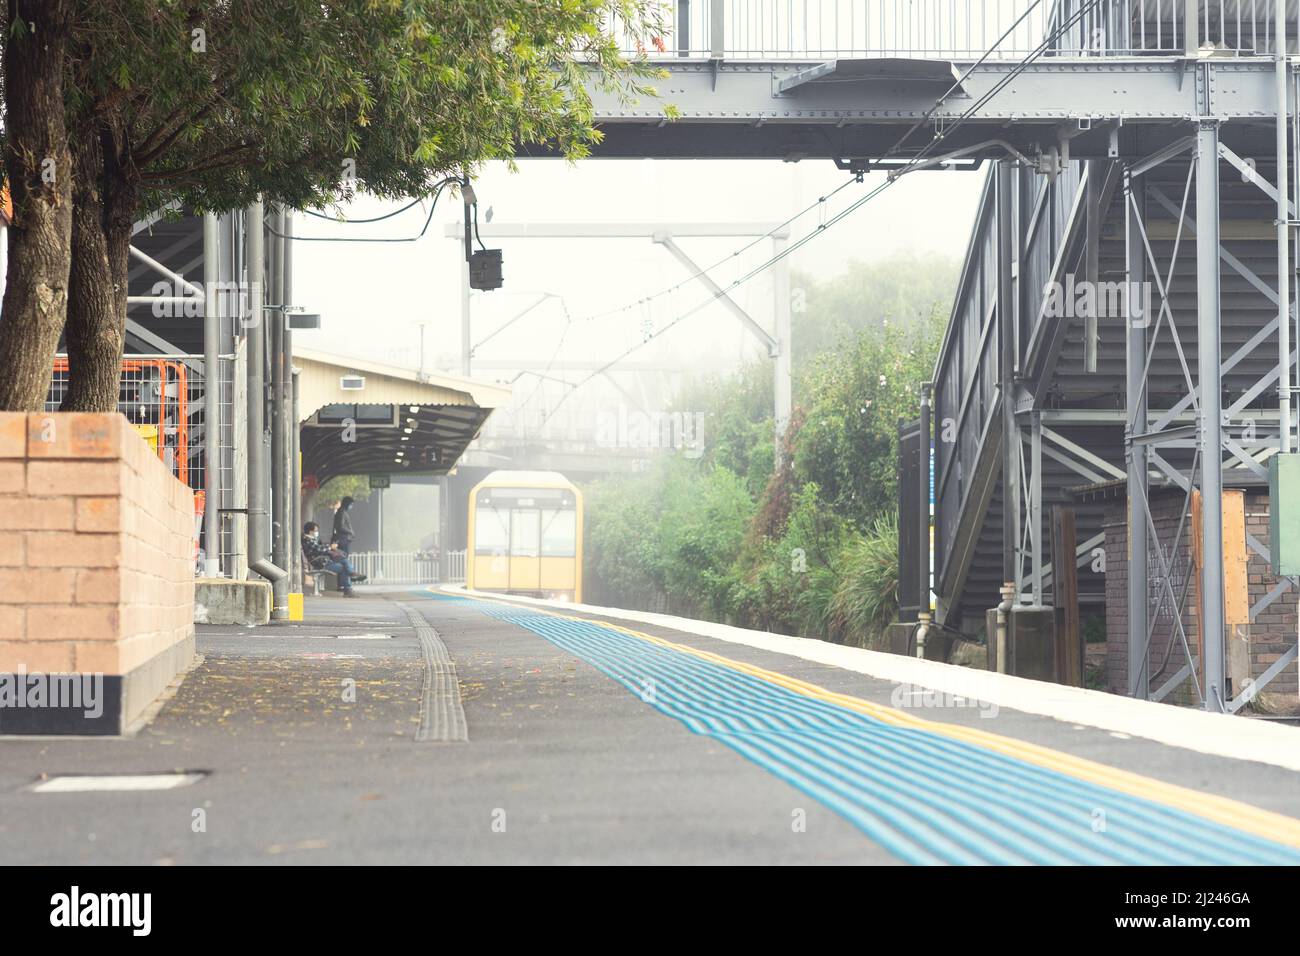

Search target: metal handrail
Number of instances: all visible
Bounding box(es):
[606,0,1280,61]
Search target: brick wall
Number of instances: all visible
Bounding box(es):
[0,411,195,733]
[1104,487,1298,702]
[1243,493,1297,696]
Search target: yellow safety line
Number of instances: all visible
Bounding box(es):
[441,589,1300,850]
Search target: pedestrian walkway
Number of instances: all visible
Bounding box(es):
[0,589,1297,865]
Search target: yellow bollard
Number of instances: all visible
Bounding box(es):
[287,592,304,621]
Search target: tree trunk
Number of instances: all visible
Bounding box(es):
[62,121,137,412]
[0,0,75,411]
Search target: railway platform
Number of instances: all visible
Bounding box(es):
[1,589,1297,865]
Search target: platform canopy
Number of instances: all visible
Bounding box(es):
[294,346,510,487]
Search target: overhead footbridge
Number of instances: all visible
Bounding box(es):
[557,0,1287,166]
[549,1,1300,713]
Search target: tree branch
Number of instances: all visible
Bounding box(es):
[135,67,235,163]
[140,141,259,182]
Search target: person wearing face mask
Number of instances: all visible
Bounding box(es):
[302,521,355,596]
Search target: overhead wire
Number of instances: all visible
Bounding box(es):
[266,176,461,242]
[537,0,1104,423]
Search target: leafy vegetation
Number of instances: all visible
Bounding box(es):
[315,475,374,506]
[1,0,673,411]
[583,253,956,647]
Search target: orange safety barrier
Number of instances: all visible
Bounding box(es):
[49,357,192,487]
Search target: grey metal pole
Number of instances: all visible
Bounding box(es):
[285,211,301,597]
[245,198,287,594]
[1084,160,1101,374]
[439,475,451,583]
[462,199,472,376]
[1126,170,1150,699]
[269,207,289,620]
[246,199,268,575]
[1277,0,1292,454]
[919,382,932,616]
[291,368,302,595]
[1029,411,1043,605]
[202,212,221,577]
[997,161,1018,594]
[1293,65,1300,701]
[1197,120,1227,710]
[772,234,791,458]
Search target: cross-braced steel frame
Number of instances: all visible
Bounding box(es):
[969,56,1300,712]
[1120,99,1300,711]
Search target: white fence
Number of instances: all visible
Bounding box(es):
[348,550,467,585]
[611,0,1282,60]
[350,551,439,585]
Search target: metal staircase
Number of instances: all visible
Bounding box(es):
[930,143,1294,703]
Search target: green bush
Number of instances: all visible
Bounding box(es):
[826,512,900,648]
[580,254,951,643]
[585,457,754,618]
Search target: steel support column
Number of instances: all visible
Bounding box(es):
[1029,411,1044,605]
[1277,0,1293,454]
[919,382,933,616]
[269,207,289,619]
[244,199,287,594]
[1196,120,1227,711]
[246,200,269,577]
[1125,170,1150,698]
[997,161,1019,591]
[202,213,221,576]
[439,475,451,582]
[284,210,301,597]
[291,368,302,595]
[1084,160,1102,373]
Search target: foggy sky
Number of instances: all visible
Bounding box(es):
[290,159,982,390]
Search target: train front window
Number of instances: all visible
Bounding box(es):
[475,506,510,555]
[541,508,576,557]
[510,509,540,557]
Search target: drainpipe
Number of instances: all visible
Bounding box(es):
[995,582,1016,674]
[245,198,287,596]
[915,611,931,659]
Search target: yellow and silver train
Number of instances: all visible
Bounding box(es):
[466,470,583,602]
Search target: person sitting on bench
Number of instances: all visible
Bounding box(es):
[302,521,356,596]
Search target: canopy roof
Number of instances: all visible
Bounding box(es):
[295,347,510,486]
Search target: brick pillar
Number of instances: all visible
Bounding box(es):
[0,412,195,734]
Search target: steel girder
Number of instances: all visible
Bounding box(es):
[563,59,1288,163]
